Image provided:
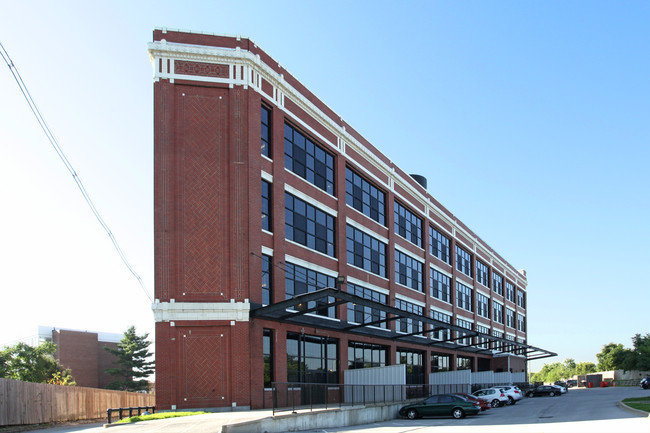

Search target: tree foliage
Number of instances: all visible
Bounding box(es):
[104,326,154,392]
[530,358,596,383]
[596,343,626,371]
[0,341,75,385]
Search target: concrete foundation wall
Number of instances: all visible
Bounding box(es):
[222,402,404,433]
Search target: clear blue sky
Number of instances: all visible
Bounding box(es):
[1,1,648,373]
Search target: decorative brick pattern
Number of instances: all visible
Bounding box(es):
[183,332,227,400]
[182,90,228,298]
[175,60,229,78]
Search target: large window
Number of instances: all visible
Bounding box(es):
[476,324,490,349]
[285,262,336,318]
[477,292,490,319]
[431,310,451,341]
[285,192,336,257]
[431,353,451,372]
[476,260,489,287]
[429,227,450,264]
[517,289,526,309]
[394,201,422,247]
[261,105,271,158]
[456,356,473,371]
[395,299,423,335]
[284,123,335,194]
[348,341,388,369]
[346,225,387,277]
[397,349,424,384]
[262,254,272,305]
[518,314,526,332]
[493,273,503,296]
[456,282,473,312]
[430,269,450,303]
[345,167,386,225]
[395,250,423,292]
[287,332,338,383]
[456,318,473,346]
[493,302,504,324]
[506,281,516,303]
[263,329,273,387]
[455,245,472,277]
[262,179,272,232]
[506,308,516,328]
[347,283,387,329]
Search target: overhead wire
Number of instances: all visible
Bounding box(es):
[0,41,153,303]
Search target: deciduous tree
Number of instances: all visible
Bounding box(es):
[0,342,75,385]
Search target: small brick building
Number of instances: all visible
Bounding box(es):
[39,326,121,388]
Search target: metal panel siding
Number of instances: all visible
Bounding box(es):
[344,364,406,385]
[428,370,472,385]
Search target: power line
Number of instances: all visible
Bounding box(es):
[0,41,153,303]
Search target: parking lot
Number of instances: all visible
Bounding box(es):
[302,386,650,433]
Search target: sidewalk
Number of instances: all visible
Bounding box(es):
[24,410,276,433]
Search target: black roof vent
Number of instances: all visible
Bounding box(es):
[410,174,427,190]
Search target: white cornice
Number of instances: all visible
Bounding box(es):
[152,301,250,322]
[148,39,527,284]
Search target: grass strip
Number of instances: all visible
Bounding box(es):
[624,402,650,413]
[114,411,208,424]
[622,396,650,403]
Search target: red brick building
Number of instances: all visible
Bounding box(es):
[38,326,120,388]
[149,28,554,410]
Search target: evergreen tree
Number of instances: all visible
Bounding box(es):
[0,341,75,385]
[104,326,154,392]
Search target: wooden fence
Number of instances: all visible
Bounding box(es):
[0,378,155,427]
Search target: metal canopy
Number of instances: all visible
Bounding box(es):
[250,287,556,361]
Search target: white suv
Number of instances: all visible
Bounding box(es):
[490,385,523,405]
[472,388,509,408]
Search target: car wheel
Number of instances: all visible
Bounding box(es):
[549,391,555,397]
[527,392,534,398]
[507,396,514,405]
[406,409,419,420]
[452,408,465,419]
[491,399,500,408]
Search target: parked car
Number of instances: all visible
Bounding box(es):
[566,379,578,388]
[490,385,523,405]
[641,377,650,389]
[527,385,563,397]
[554,380,569,391]
[399,394,481,419]
[552,384,567,394]
[452,392,491,411]
[472,388,509,407]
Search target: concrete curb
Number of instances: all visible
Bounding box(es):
[617,401,650,418]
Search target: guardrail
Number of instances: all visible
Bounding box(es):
[106,406,155,424]
[271,383,468,415]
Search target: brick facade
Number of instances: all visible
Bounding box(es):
[151,28,534,411]
[50,329,119,388]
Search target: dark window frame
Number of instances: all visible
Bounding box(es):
[430,269,451,303]
[262,179,272,232]
[261,104,272,158]
[455,245,473,277]
[395,250,423,292]
[394,201,423,247]
[346,225,387,277]
[456,281,473,312]
[347,283,387,329]
[429,226,450,264]
[285,192,336,257]
[284,262,337,318]
[284,122,335,195]
[345,166,386,226]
